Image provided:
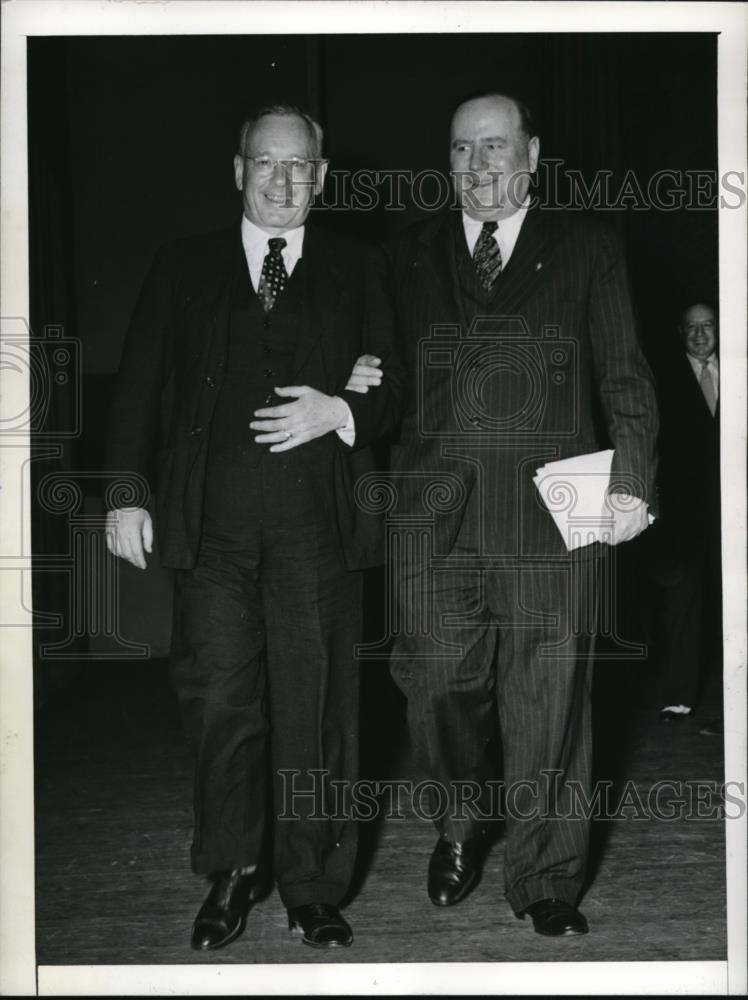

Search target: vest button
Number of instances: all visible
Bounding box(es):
[262,345,271,354]
[204,376,216,387]
[263,318,271,329]
[263,368,273,377]
[191,426,203,436]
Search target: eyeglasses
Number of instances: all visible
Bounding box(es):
[241,155,326,179]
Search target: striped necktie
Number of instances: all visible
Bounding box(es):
[257,237,288,312]
[699,361,717,416]
[473,221,502,290]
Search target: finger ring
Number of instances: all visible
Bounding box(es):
[286,431,293,440]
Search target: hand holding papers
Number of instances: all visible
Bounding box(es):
[534,450,652,550]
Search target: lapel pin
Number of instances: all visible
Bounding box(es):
[535,261,543,271]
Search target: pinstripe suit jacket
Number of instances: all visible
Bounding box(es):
[389,207,659,559]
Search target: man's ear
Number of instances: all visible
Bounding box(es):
[313,159,329,197]
[528,136,540,174]
[233,154,245,192]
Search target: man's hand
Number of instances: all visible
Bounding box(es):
[250,386,349,453]
[602,494,650,545]
[105,507,153,569]
[345,354,383,394]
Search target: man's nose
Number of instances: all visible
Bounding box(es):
[469,146,488,171]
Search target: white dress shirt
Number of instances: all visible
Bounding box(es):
[240,215,354,444]
[461,197,530,265]
[241,215,305,291]
[687,351,719,405]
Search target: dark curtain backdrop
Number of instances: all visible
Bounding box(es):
[28,33,718,666]
[28,40,84,697]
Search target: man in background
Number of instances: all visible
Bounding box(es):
[105,105,403,951]
[652,303,721,731]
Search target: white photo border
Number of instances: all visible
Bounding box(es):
[1,1,745,995]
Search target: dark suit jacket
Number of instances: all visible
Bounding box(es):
[105,223,404,570]
[389,208,659,558]
[653,346,720,547]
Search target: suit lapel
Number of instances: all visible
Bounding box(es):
[489,205,555,316]
[194,223,343,383]
[416,214,469,330]
[293,225,343,379]
[189,225,243,370]
[682,352,719,423]
[416,207,561,330]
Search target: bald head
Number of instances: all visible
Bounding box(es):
[450,94,540,221]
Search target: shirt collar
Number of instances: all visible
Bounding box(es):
[461,196,530,258]
[687,351,718,370]
[241,215,305,261]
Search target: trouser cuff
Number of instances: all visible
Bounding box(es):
[506,877,582,915]
[191,848,258,876]
[279,885,345,909]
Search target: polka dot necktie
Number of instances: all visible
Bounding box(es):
[473,221,503,291]
[257,237,288,312]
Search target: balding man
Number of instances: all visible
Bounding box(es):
[105,105,403,951]
[653,303,721,727]
[387,92,658,936]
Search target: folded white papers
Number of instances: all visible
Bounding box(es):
[533,450,618,551]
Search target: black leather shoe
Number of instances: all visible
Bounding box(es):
[191,868,269,951]
[519,898,589,937]
[427,833,485,907]
[660,707,692,722]
[287,903,353,948]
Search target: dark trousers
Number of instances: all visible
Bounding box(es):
[391,541,598,914]
[649,520,722,709]
[170,452,361,908]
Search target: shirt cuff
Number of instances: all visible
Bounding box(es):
[334,399,356,447]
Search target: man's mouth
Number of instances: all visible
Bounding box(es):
[462,176,500,190]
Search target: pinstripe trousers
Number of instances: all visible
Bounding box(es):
[391,537,599,913]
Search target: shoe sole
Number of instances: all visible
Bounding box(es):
[300,935,353,948]
[289,922,353,948]
[516,910,589,937]
[532,921,589,937]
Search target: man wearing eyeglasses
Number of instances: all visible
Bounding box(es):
[105,104,403,951]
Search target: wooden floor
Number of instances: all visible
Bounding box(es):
[34,649,726,967]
